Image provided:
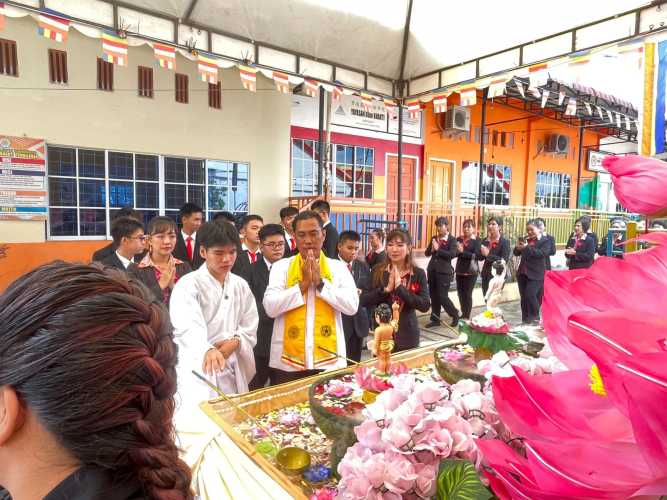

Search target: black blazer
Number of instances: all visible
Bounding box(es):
[342,259,372,339]
[322,222,339,259]
[597,234,625,258]
[425,234,458,275]
[455,238,481,275]
[365,267,430,351]
[566,235,596,269]
[513,237,552,281]
[41,466,145,500]
[283,233,299,258]
[478,236,511,278]
[128,261,192,306]
[365,249,386,269]
[99,252,130,272]
[232,244,252,283]
[92,243,144,263]
[248,256,274,358]
[543,234,557,270]
[173,231,205,270]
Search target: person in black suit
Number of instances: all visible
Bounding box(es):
[213,211,237,225]
[91,206,143,263]
[424,216,460,328]
[513,219,552,324]
[99,217,145,272]
[565,217,596,269]
[240,214,264,264]
[455,219,482,320]
[597,219,626,259]
[365,228,387,270]
[248,224,286,390]
[535,218,556,271]
[336,230,372,363]
[312,200,338,258]
[579,215,598,249]
[280,206,299,258]
[172,202,205,270]
[366,229,430,352]
[479,216,511,296]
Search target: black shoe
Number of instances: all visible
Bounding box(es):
[450,315,460,327]
[425,320,441,328]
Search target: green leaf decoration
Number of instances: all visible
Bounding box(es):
[460,322,520,354]
[437,459,493,500]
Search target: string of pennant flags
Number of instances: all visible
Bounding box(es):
[0,4,643,129]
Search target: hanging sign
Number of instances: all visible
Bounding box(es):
[387,105,422,138]
[588,150,610,173]
[0,135,47,220]
[331,94,387,132]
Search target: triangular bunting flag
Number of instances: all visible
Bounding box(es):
[541,90,549,108]
[0,2,6,31]
[606,109,614,123]
[360,92,374,112]
[102,31,128,66]
[624,115,631,131]
[272,71,290,94]
[405,99,421,119]
[238,65,258,92]
[528,69,548,91]
[383,97,397,111]
[154,43,176,70]
[529,87,541,99]
[303,79,319,98]
[38,10,70,43]
[565,98,577,116]
[584,102,592,115]
[459,87,477,107]
[558,92,566,106]
[488,78,507,99]
[197,54,219,84]
[596,105,604,119]
[433,93,448,113]
[513,78,525,98]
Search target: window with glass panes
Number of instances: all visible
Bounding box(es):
[46,145,249,239]
[460,161,511,206]
[332,145,373,198]
[291,138,321,196]
[535,171,571,209]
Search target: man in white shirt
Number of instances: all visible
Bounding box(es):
[240,214,264,264]
[264,210,358,385]
[99,217,145,271]
[174,202,204,269]
[171,221,258,418]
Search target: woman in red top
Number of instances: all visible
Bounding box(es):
[129,216,192,307]
[455,219,482,319]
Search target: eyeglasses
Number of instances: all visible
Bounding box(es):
[262,241,285,249]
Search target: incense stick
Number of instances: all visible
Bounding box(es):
[317,345,363,366]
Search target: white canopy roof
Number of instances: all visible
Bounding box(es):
[118,0,650,79]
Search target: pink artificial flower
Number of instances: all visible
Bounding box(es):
[414,382,447,408]
[603,154,667,217]
[354,420,383,450]
[382,419,413,450]
[414,463,438,499]
[383,450,418,495]
[390,362,409,375]
[375,385,407,412]
[326,379,353,398]
[451,379,481,395]
[309,487,337,500]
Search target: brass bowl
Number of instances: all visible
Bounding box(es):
[276,446,312,476]
[362,389,379,404]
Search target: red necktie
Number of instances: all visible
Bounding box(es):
[347,263,352,273]
[249,251,257,264]
[290,238,296,251]
[186,236,193,261]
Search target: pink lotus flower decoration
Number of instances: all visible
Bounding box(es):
[603,155,667,217]
[325,379,353,398]
[479,295,667,498]
[354,365,393,393]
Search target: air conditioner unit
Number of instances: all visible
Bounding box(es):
[438,105,470,137]
[545,134,569,154]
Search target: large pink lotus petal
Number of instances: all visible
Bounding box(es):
[603,154,667,217]
[617,353,667,475]
[491,369,631,442]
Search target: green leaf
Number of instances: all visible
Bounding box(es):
[436,459,493,500]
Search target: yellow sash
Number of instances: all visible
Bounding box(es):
[282,252,338,369]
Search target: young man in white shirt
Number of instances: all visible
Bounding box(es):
[263,210,358,385]
[171,221,258,413]
[99,217,145,271]
[240,214,264,264]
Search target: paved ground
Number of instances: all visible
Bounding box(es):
[360,300,522,361]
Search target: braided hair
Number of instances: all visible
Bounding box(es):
[0,261,192,499]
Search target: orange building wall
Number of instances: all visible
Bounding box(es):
[0,241,107,292]
[423,95,600,206]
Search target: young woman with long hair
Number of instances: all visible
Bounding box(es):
[130,216,192,306]
[0,261,192,499]
[366,229,430,352]
[455,218,481,319]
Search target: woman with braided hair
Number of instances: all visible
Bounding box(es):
[0,261,192,500]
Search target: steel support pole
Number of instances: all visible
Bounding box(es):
[477,88,488,205]
[397,102,404,223]
[317,87,325,195]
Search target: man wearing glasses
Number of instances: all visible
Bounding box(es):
[100,217,145,272]
[247,223,286,389]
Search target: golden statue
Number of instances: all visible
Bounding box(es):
[368,302,400,374]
